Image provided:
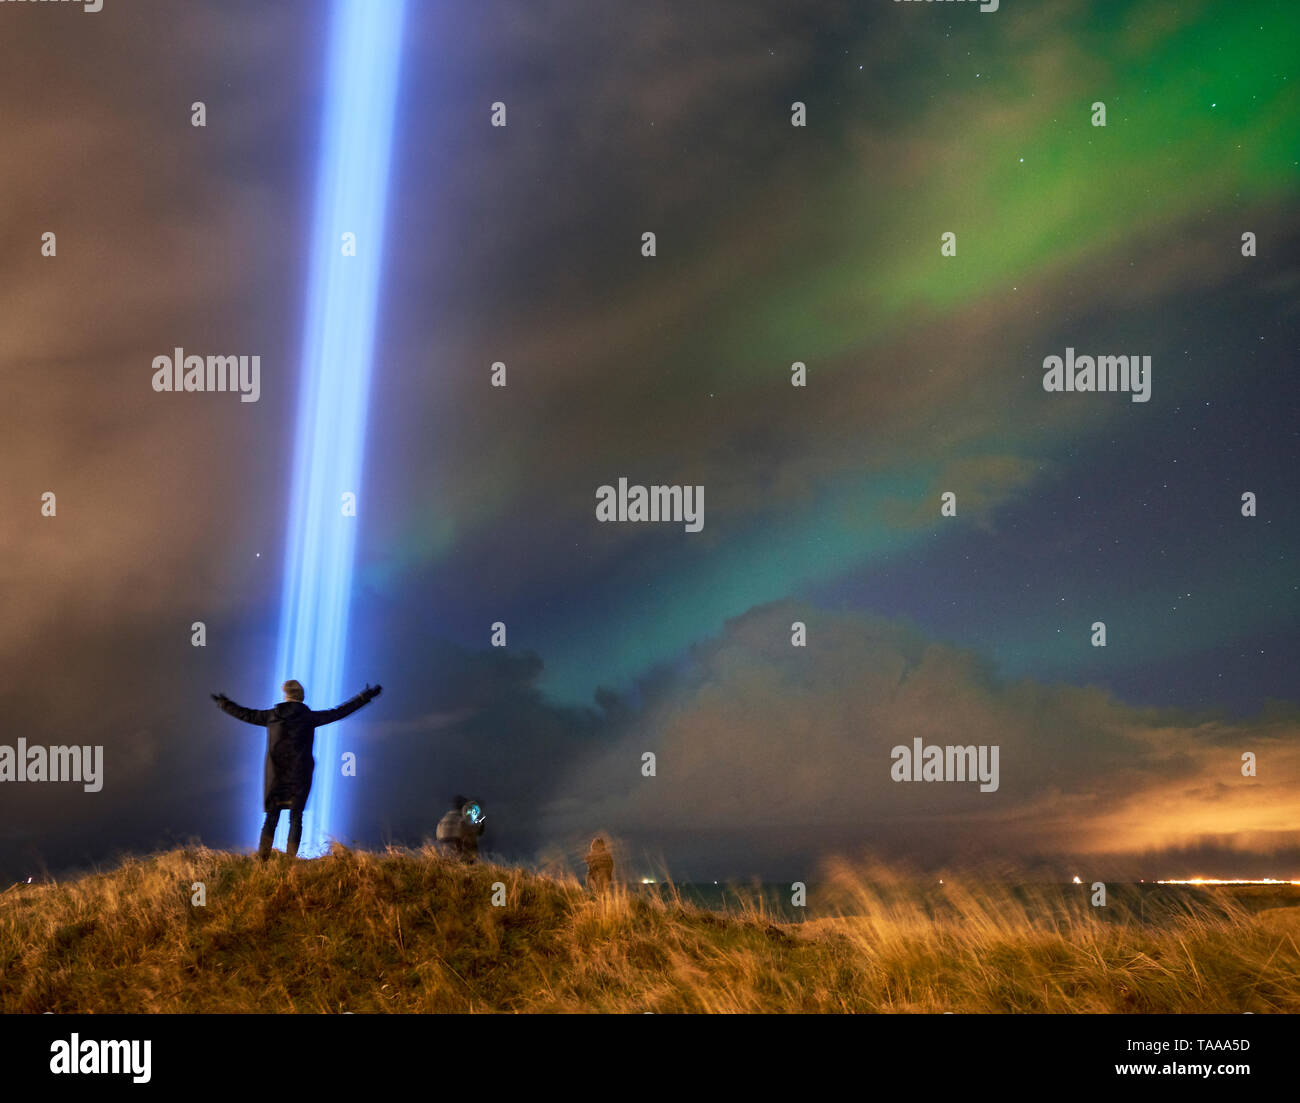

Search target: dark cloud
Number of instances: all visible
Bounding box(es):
[542,602,1300,878]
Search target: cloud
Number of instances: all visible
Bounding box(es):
[541,601,1300,876]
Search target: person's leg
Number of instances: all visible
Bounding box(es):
[286,808,304,858]
[258,809,280,860]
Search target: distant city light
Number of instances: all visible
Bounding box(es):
[1156,878,1300,885]
[1072,876,1082,884]
[640,877,656,884]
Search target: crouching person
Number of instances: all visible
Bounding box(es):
[436,795,485,863]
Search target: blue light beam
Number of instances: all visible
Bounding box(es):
[260,0,406,858]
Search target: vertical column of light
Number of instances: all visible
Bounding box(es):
[263,0,406,857]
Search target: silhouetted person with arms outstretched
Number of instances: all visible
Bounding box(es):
[212,679,382,860]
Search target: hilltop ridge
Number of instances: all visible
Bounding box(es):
[3,846,1298,1013]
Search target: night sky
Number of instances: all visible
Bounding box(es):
[2,0,1297,883]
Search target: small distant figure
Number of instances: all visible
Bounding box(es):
[213,678,382,860]
[585,836,614,893]
[436,795,486,863]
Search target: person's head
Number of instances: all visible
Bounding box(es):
[282,679,305,702]
[590,837,606,851]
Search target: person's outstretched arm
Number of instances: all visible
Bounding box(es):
[211,693,275,725]
[311,683,382,726]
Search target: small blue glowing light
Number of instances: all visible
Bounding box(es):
[260,0,406,857]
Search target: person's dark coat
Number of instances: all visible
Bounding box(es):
[215,689,378,813]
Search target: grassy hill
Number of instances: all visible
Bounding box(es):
[2,846,1298,1013]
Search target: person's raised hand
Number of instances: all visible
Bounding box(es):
[363,683,383,700]
[211,692,229,704]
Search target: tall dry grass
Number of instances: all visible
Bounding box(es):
[2,846,1297,1012]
